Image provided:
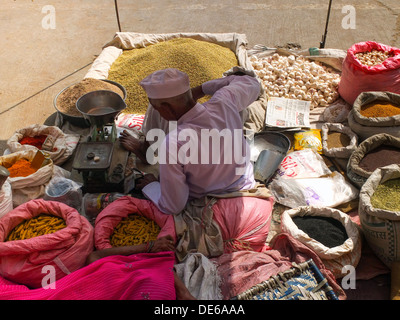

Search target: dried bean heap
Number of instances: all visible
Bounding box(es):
[108,38,239,115]
[250,53,340,109]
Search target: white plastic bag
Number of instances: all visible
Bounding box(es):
[270,171,359,208]
[0,180,13,219]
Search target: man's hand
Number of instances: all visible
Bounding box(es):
[135,173,158,190]
[150,235,176,253]
[119,130,149,164]
[191,85,205,102]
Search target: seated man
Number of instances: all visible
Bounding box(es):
[120,68,261,214]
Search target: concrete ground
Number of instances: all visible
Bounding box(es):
[0,0,399,300]
[1,0,400,154]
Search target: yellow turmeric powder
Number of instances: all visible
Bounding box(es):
[360,100,400,118]
[7,158,37,178]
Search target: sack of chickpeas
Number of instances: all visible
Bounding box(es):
[339,41,400,105]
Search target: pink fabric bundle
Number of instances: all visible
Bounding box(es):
[212,197,274,253]
[94,196,177,250]
[0,199,94,288]
[213,232,346,300]
[0,252,176,300]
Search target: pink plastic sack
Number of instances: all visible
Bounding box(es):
[211,196,274,253]
[339,41,400,105]
[94,196,177,250]
[0,199,94,288]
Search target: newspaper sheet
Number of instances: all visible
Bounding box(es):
[265,97,311,130]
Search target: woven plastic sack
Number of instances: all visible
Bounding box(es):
[0,199,94,288]
[0,180,13,219]
[347,133,400,187]
[0,149,54,207]
[359,164,400,268]
[94,196,177,250]
[212,196,274,253]
[338,41,400,105]
[281,206,362,278]
[7,124,80,166]
[321,123,358,158]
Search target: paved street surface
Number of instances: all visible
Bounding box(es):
[0,0,399,152]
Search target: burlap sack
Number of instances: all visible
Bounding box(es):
[321,123,358,158]
[7,124,80,166]
[347,133,400,187]
[359,164,400,268]
[0,150,54,207]
[281,206,362,278]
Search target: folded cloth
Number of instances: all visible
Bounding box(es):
[174,252,223,300]
[0,252,176,300]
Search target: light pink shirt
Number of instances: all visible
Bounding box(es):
[142,75,260,214]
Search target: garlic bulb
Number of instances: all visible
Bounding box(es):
[250,53,341,109]
[355,50,394,66]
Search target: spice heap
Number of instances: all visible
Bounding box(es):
[7,158,37,178]
[360,100,400,118]
[6,214,66,241]
[327,131,351,149]
[250,53,340,109]
[371,178,400,211]
[56,78,125,117]
[19,135,47,150]
[355,50,394,66]
[292,215,348,248]
[359,145,400,173]
[107,38,239,114]
[110,213,160,247]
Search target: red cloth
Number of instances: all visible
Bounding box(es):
[0,251,176,300]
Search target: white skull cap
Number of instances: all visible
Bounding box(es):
[140,68,190,99]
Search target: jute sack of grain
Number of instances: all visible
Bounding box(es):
[359,164,400,267]
[347,133,400,188]
[84,32,266,137]
[7,124,80,166]
[348,91,400,140]
[321,123,358,159]
[0,150,54,208]
[281,206,362,278]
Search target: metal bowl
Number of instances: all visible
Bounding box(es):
[76,90,127,127]
[53,79,127,128]
[249,131,291,183]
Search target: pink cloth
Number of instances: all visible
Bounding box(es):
[0,252,176,300]
[213,233,346,300]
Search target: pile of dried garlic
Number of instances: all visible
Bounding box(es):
[250,53,340,109]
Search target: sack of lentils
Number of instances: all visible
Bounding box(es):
[321,123,358,159]
[348,91,400,140]
[347,133,400,187]
[281,206,362,278]
[359,164,400,267]
[85,32,254,115]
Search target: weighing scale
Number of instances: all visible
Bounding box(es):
[72,90,136,194]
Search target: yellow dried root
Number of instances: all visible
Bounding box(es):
[110,213,161,247]
[107,37,239,114]
[6,214,66,241]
